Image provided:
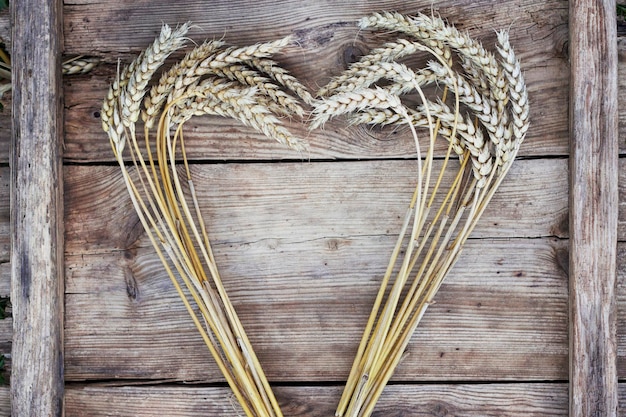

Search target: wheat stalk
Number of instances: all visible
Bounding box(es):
[101,23,312,417]
[313,12,529,417]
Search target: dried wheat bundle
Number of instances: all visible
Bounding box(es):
[100,23,310,417]
[313,12,529,417]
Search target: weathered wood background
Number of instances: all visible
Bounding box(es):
[0,0,624,415]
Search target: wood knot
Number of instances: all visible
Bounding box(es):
[123,248,139,301]
[343,45,363,67]
[327,238,340,251]
[554,246,569,277]
[124,267,139,301]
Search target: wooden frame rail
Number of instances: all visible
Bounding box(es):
[10,0,65,415]
[569,0,618,416]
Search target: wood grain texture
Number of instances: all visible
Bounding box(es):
[616,243,626,377]
[64,383,568,416]
[61,0,568,163]
[0,96,9,165]
[0,162,8,370]
[617,36,626,154]
[0,387,9,417]
[0,8,10,165]
[64,237,568,383]
[63,159,569,253]
[10,0,64,416]
[63,0,567,53]
[569,1,619,417]
[0,8,8,50]
[619,383,626,416]
[616,158,626,240]
[63,159,568,382]
[618,37,626,155]
[0,262,9,296]
[0,167,8,263]
[0,238,9,405]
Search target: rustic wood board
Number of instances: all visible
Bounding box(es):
[0,167,8,262]
[0,10,8,165]
[63,0,567,53]
[57,383,626,416]
[65,237,568,382]
[64,159,569,382]
[0,164,9,402]
[616,159,626,238]
[0,112,9,166]
[10,0,64,415]
[0,387,8,416]
[61,0,568,163]
[63,383,569,416]
[0,262,8,296]
[569,1,619,416]
[618,243,626,374]
[64,159,569,249]
[618,37,626,155]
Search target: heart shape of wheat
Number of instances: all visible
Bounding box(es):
[101,11,529,417]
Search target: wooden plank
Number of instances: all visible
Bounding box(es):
[61,0,568,163]
[0,262,9,296]
[0,167,9,262]
[0,202,10,392]
[10,0,64,416]
[63,383,568,416]
[617,243,626,377]
[0,167,8,264]
[63,159,568,382]
[64,237,568,382]
[58,381,626,416]
[616,158,626,240]
[618,37,626,155]
[0,387,9,417]
[0,317,11,357]
[619,383,626,415]
[0,9,10,406]
[0,96,9,165]
[63,0,567,53]
[569,1,618,417]
[63,159,569,255]
[0,160,8,364]
[0,8,10,165]
[0,8,9,50]
[0,211,10,377]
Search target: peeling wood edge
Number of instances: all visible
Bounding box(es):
[10,0,64,416]
[569,1,619,417]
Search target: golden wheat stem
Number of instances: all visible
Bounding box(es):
[111,134,258,416]
[335,198,415,416]
[161,111,277,417]
[138,97,268,416]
